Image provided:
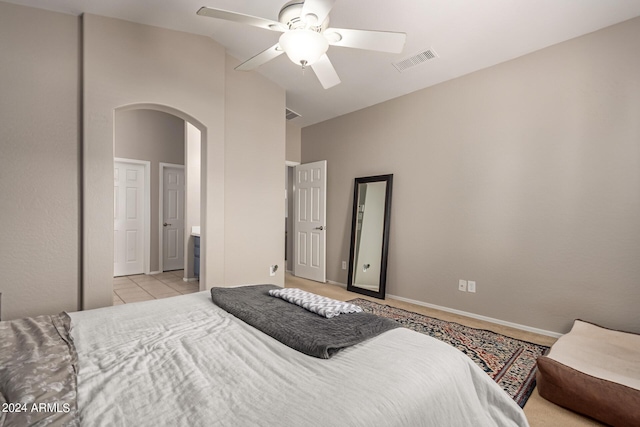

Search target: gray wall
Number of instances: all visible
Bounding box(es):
[224,54,286,286]
[82,13,227,309]
[81,14,286,307]
[115,109,185,273]
[0,2,80,320]
[0,2,286,320]
[302,17,640,335]
[286,122,302,163]
[185,123,201,279]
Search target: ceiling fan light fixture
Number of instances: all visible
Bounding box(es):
[279,29,329,67]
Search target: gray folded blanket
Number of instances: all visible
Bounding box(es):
[210,285,399,359]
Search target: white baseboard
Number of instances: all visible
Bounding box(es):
[183,277,199,282]
[324,278,560,338]
[386,293,562,339]
[310,278,561,337]
[148,271,161,275]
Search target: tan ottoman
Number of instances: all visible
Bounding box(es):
[536,319,640,426]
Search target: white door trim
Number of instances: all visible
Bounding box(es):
[159,162,185,273]
[114,157,151,275]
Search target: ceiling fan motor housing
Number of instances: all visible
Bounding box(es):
[197,0,406,89]
[278,0,329,32]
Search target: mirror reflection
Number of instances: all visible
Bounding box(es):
[347,175,393,299]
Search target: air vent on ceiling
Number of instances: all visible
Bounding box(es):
[392,48,438,72]
[286,108,301,121]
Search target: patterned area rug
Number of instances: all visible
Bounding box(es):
[349,298,549,408]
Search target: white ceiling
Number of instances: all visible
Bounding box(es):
[8,0,640,127]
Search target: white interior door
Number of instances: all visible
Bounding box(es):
[114,161,145,277]
[294,160,327,282]
[162,166,185,271]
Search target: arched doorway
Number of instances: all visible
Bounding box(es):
[113,104,205,287]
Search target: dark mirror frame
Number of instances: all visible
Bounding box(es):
[347,174,393,299]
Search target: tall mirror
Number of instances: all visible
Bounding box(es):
[347,174,393,299]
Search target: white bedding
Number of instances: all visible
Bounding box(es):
[69,291,528,427]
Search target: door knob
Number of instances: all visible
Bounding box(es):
[163,222,172,227]
[314,226,325,230]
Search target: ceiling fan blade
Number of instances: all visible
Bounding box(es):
[324,28,407,53]
[311,54,341,89]
[197,7,285,32]
[235,44,284,71]
[301,0,336,26]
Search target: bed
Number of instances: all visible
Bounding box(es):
[1,285,529,426]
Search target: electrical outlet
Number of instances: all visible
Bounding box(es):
[458,280,467,292]
[467,280,476,293]
[342,261,347,270]
[269,265,278,277]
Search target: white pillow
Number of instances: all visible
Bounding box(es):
[268,288,362,318]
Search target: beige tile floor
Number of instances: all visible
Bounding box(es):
[113,270,199,304]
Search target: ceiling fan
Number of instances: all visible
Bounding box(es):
[197,0,407,89]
